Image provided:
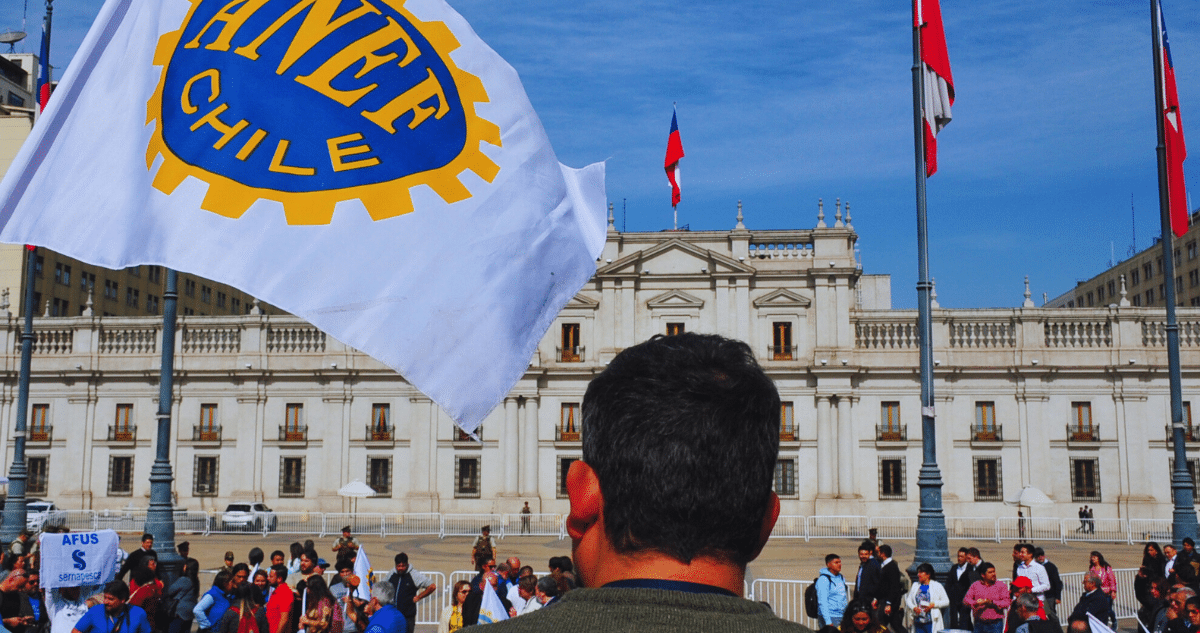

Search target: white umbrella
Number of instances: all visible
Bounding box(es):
[1005,486,1054,508]
[337,480,375,519]
[1005,486,1054,540]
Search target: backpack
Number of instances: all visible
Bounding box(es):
[804,576,825,619]
[236,609,260,633]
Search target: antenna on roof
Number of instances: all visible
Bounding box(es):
[0,30,26,53]
[1128,194,1137,257]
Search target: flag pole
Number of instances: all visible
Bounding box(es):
[144,269,184,585]
[1151,0,1197,546]
[909,0,950,578]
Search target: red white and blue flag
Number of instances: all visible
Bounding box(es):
[664,108,685,207]
[36,20,51,111]
[1159,0,1188,238]
[915,0,954,177]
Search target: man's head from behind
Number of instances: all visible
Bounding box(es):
[567,334,781,576]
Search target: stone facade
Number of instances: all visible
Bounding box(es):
[0,207,1197,522]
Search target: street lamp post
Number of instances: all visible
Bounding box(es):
[144,269,183,584]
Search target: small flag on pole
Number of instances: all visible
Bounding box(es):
[664,107,685,207]
[915,0,954,177]
[1159,0,1189,238]
[0,0,608,435]
[36,15,50,111]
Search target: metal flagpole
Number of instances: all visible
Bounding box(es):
[909,0,951,578]
[1151,0,1197,545]
[144,269,184,584]
[0,246,37,545]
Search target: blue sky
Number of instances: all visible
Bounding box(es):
[3,0,1199,308]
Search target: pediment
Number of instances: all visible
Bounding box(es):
[597,239,754,276]
[647,289,705,310]
[753,288,811,309]
[562,293,600,310]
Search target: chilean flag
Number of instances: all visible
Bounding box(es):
[36,20,51,111]
[664,108,684,207]
[915,0,954,177]
[1160,0,1188,238]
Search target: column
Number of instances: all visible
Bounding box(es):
[735,278,750,343]
[408,397,432,494]
[520,398,539,499]
[504,397,518,494]
[837,396,855,497]
[716,280,730,337]
[817,395,834,497]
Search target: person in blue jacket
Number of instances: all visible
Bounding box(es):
[71,581,150,633]
[193,571,234,633]
[818,553,849,627]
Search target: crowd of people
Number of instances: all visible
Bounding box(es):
[812,541,1131,633]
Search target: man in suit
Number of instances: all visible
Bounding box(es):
[854,541,881,606]
[1068,573,1113,625]
[1036,548,1063,625]
[117,534,155,581]
[945,547,977,630]
[1165,544,1196,589]
[876,544,904,632]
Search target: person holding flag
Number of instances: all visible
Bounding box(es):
[359,583,404,633]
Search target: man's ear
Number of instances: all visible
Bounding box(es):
[565,460,602,542]
[748,491,780,562]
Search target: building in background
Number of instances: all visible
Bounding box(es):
[1046,209,1200,309]
[0,201,1195,527]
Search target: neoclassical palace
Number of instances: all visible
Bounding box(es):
[1,202,1198,522]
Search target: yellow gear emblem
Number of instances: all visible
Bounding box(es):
[146,0,501,225]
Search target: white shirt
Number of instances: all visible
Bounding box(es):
[519,597,542,616]
[507,583,525,613]
[1017,560,1051,599]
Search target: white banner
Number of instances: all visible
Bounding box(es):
[0,0,607,433]
[352,546,372,601]
[39,530,120,589]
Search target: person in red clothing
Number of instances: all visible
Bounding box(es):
[265,566,293,633]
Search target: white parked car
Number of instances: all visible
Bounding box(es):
[219,502,277,531]
[26,500,65,530]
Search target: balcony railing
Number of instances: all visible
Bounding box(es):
[767,345,797,360]
[556,346,584,362]
[1165,425,1200,443]
[556,427,581,442]
[876,425,907,441]
[108,425,136,442]
[780,428,797,441]
[366,425,394,441]
[279,425,308,442]
[29,425,52,442]
[971,425,1003,442]
[192,425,222,441]
[1066,425,1099,442]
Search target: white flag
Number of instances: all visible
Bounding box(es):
[478,580,509,623]
[0,0,607,432]
[352,545,372,601]
[1087,612,1115,633]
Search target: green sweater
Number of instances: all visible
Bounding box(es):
[464,586,811,632]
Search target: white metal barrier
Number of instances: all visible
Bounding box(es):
[808,516,868,540]
[322,513,385,537]
[442,514,501,538]
[770,515,807,539]
[1059,568,1139,622]
[382,513,442,537]
[751,578,814,627]
[996,517,1061,543]
[499,513,563,538]
[1062,518,1128,544]
[868,516,918,541]
[22,510,1193,544]
[412,570,446,626]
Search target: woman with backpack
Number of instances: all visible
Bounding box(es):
[214,584,260,633]
[165,559,199,633]
[193,571,234,633]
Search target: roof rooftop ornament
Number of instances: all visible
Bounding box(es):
[845,201,852,230]
[1119,274,1130,307]
[0,288,9,318]
[817,198,826,228]
[930,278,939,308]
[735,200,745,230]
[607,202,614,231]
[834,197,844,228]
[82,287,94,317]
[1023,276,1034,308]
